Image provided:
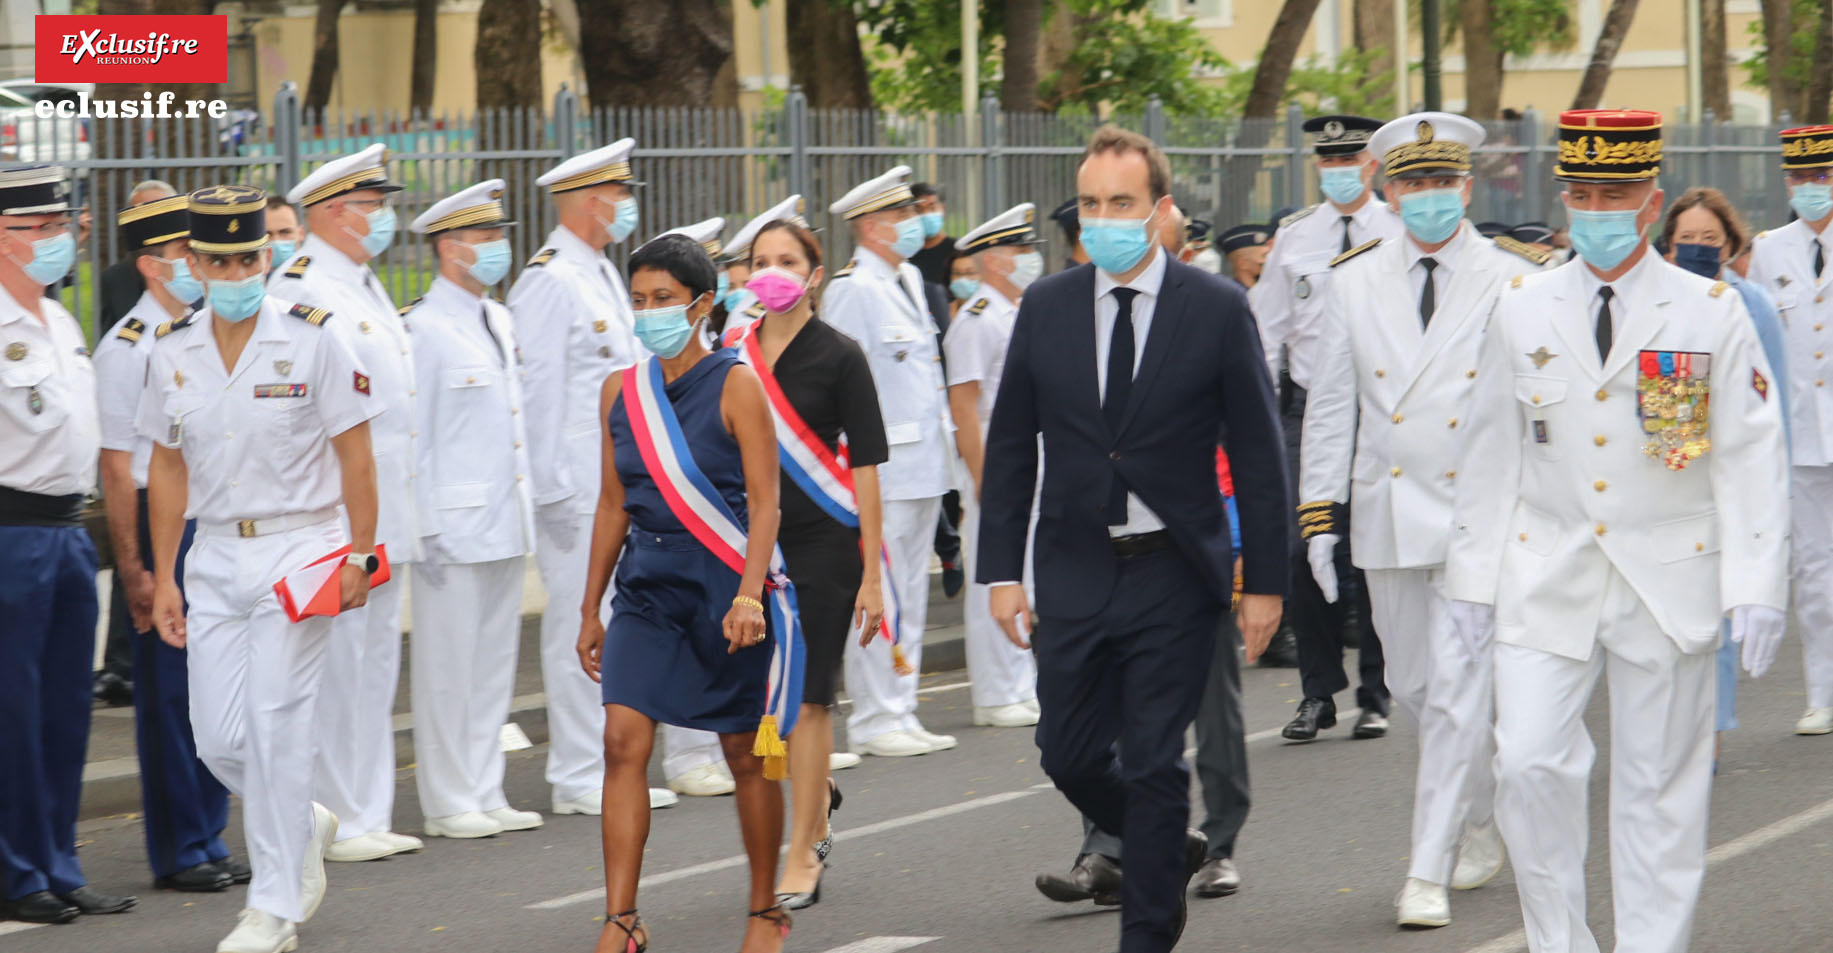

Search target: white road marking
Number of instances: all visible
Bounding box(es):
[815,938,940,953]
[0,922,47,937]
[1458,793,1833,953]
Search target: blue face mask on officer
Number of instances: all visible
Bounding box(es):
[1319,164,1367,206]
[1397,186,1466,245]
[1565,190,1653,272]
[19,231,75,285]
[270,239,297,266]
[463,238,512,287]
[888,214,926,260]
[157,255,205,304]
[350,203,396,258]
[208,274,267,322]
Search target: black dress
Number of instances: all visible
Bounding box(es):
[757,317,889,706]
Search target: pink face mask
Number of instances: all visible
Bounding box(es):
[746,266,811,313]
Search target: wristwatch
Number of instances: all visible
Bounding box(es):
[344,552,380,573]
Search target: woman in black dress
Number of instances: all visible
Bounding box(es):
[728,220,889,908]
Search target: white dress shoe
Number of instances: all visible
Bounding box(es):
[484,807,545,831]
[910,725,958,751]
[324,832,400,863]
[552,790,602,815]
[1796,707,1833,735]
[1396,877,1451,928]
[850,729,934,757]
[298,802,336,923]
[217,907,298,953]
[373,831,424,852]
[974,703,1041,728]
[1450,822,1506,890]
[1021,698,1042,717]
[649,787,679,809]
[828,751,862,771]
[667,762,737,797]
[424,811,505,839]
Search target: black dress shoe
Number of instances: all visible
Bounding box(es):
[1173,830,1209,944]
[1257,628,1299,668]
[58,886,136,915]
[1282,697,1337,741]
[0,890,79,924]
[1353,710,1389,739]
[1192,857,1240,897]
[154,862,232,892]
[1035,852,1122,905]
[941,562,964,598]
[219,857,252,884]
[92,672,133,707]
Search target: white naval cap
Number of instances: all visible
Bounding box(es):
[1369,112,1486,178]
[640,216,726,258]
[286,143,402,207]
[955,202,1046,254]
[409,179,516,235]
[724,194,811,262]
[536,137,642,194]
[827,165,918,220]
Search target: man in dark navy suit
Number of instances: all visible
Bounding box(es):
[980,126,1289,953]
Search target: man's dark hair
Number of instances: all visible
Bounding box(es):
[912,182,944,203]
[627,233,718,301]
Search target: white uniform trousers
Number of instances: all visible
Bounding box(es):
[661,724,725,779]
[845,496,942,742]
[314,576,404,841]
[184,520,344,923]
[1492,568,1715,953]
[959,493,1038,709]
[1363,568,1495,885]
[533,507,612,802]
[1791,465,1833,708]
[409,558,524,818]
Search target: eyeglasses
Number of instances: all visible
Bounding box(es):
[2,218,71,238]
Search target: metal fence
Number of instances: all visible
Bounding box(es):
[11,82,1809,339]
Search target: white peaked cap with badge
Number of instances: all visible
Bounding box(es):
[1369,112,1486,178]
[409,179,516,235]
[726,195,811,262]
[641,217,726,257]
[535,137,642,193]
[285,142,402,206]
[828,165,918,220]
[956,202,1047,254]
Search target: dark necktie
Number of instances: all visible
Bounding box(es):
[1418,257,1438,328]
[1595,286,1615,363]
[1815,239,1825,278]
[1104,288,1140,525]
[480,305,505,364]
[1340,215,1354,254]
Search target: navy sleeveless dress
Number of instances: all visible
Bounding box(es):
[601,351,772,733]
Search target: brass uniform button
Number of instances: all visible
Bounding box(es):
[1532,395,1542,405]
[1595,389,1609,401]
[1390,467,1403,477]
[1448,417,1458,428]
[1594,480,1607,492]
[1519,532,1528,541]
[1445,470,1457,479]
[1466,369,1477,379]
[1375,369,1386,378]
[1695,542,1705,552]
[1595,523,1607,536]
[1594,434,1607,446]
[1392,413,1404,423]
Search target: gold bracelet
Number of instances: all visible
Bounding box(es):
[732,595,764,612]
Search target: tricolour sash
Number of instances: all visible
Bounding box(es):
[728,322,910,673]
[622,357,805,779]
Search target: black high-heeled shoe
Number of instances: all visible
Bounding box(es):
[606,908,647,952]
[775,863,825,911]
[813,779,843,862]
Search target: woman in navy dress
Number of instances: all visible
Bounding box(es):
[576,235,790,953]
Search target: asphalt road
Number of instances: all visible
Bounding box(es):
[10,648,1833,953]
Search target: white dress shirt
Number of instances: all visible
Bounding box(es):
[1575,247,1660,352]
[1402,222,1466,319]
[1091,245,1168,537]
[0,289,97,496]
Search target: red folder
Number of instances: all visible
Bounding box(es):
[273,543,391,622]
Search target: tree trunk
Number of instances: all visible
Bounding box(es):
[1460,0,1502,119]
[1352,0,1395,91]
[409,0,438,113]
[1570,0,1640,109]
[786,0,873,109]
[1701,0,1731,120]
[475,0,542,110]
[1036,0,1099,114]
[578,0,732,107]
[303,0,342,114]
[1002,0,1044,112]
[1804,0,1833,123]
[1759,0,1796,122]
[1245,0,1326,118]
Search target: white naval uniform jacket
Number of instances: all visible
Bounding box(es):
[1251,200,1406,391]
[1301,225,1531,570]
[1746,220,1833,466]
[408,277,535,564]
[93,293,173,488]
[0,291,97,496]
[1445,255,1790,661]
[268,236,419,560]
[822,250,954,502]
[505,226,641,513]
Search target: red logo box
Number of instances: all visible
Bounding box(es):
[34,15,227,84]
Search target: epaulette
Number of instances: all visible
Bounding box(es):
[966,297,990,315]
[832,258,857,279]
[742,302,767,320]
[525,248,557,268]
[1494,236,1551,266]
[1709,281,1729,298]
[155,314,194,338]
[1280,205,1317,228]
[115,317,146,342]
[398,295,424,317]
[282,256,311,279]
[287,303,333,326]
[1330,238,1381,267]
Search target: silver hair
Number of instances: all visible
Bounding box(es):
[128,179,178,200]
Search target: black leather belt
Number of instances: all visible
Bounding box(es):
[1110,530,1169,558]
[0,486,85,527]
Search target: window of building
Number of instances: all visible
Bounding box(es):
[1162,0,1231,28]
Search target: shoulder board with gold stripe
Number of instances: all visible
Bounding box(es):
[1493,236,1551,265]
[525,248,558,268]
[1709,281,1729,298]
[742,302,767,320]
[287,303,333,326]
[398,295,424,317]
[1280,205,1317,228]
[115,317,146,342]
[1330,238,1381,267]
[283,256,312,279]
[966,296,991,315]
[155,314,194,338]
[832,258,857,279]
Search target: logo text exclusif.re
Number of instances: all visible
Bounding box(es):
[34,15,228,83]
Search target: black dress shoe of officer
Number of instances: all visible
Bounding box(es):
[155,862,233,892]
[1353,710,1389,739]
[1,890,79,924]
[92,672,133,707]
[1282,697,1337,741]
[58,886,136,915]
[1192,858,1241,897]
[219,857,252,884]
[1173,829,1209,945]
[1035,852,1122,905]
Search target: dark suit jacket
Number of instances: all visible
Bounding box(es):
[977,257,1289,620]
[98,257,145,329]
[923,279,952,374]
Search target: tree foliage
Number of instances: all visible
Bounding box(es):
[1439,0,1575,57]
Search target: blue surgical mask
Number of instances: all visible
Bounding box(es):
[358,205,396,257]
[1566,194,1650,271]
[1673,242,1723,280]
[605,196,640,244]
[157,256,204,303]
[207,274,266,322]
[716,270,730,303]
[1009,250,1044,290]
[891,216,926,260]
[1319,166,1367,206]
[723,286,757,314]
[22,232,74,285]
[949,277,979,300]
[632,295,704,358]
[270,239,297,266]
[464,238,511,287]
[1081,210,1156,275]
[1398,187,1465,245]
[1789,183,1833,223]
[919,210,945,238]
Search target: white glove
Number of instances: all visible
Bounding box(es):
[1728,604,1786,678]
[414,544,448,589]
[1307,534,1340,604]
[1450,600,1497,661]
[537,501,580,552]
